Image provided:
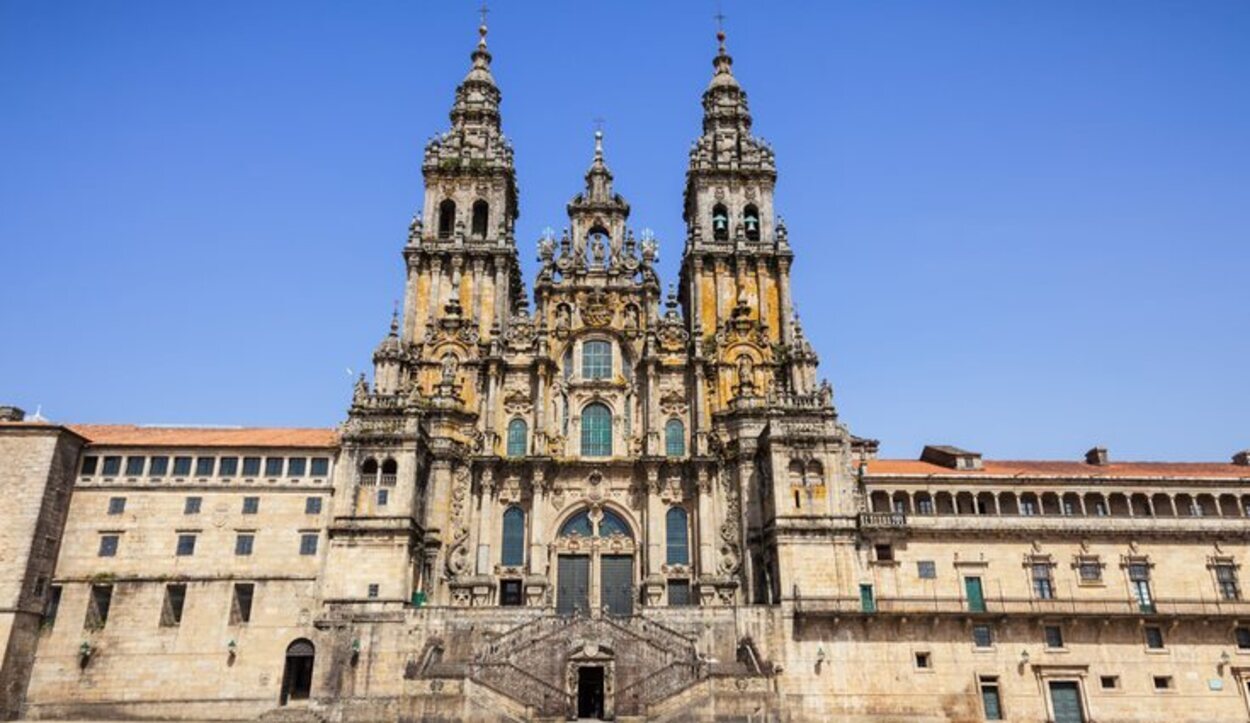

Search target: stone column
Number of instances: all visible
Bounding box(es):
[475,467,495,574]
[646,465,663,576]
[696,466,715,579]
[530,467,549,577]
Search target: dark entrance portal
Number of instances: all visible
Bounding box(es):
[577,665,605,719]
[280,639,315,705]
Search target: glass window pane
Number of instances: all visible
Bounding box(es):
[195,457,215,477]
[264,457,284,477]
[665,419,685,457]
[287,458,306,477]
[124,456,145,476]
[501,507,525,567]
[310,457,329,477]
[101,456,121,476]
[172,456,192,476]
[242,457,261,476]
[582,340,612,379]
[507,418,528,457]
[218,457,238,476]
[666,507,689,565]
[580,403,612,457]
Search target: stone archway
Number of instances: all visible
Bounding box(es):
[566,641,615,721]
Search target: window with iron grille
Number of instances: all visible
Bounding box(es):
[582,340,612,379]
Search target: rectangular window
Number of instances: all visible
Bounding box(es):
[287,457,306,477]
[85,585,112,629]
[377,489,389,506]
[1215,563,1241,601]
[242,496,259,514]
[305,497,322,515]
[367,583,379,599]
[176,533,197,556]
[972,624,994,648]
[916,498,934,515]
[81,456,98,475]
[1153,675,1173,691]
[874,544,894,562]
[195,457,215,477]
[235,533,254,556]
[1235,627,1250,650]
[914,651,931,669]
[1032,563,1055,599]
[1130,562,1154,612]
[149,455,169,477]
[1044,625,1064,649]
[124,456,146,476]
[219,456,238,477]
[668,580,692,606]
[264,457,284,477]
[44,585,62,627]
[107,497,126,515]
[310,457,329,477]
[1020,499,1038,515]
[101,456,121,476]
[231,583,254,624]
[184,496,202,515]
[242,456,261,477]
[582,340,612,379]
[1100,675,1120,690]
[98,534,119,557]
[161,584,186,626]
[299,533,318,556]
[172,456,192,476]
[1144,625,1165,650]
[1078,558,1102,583]
[979,676,1003,720]
[500,579,523,607]
[917,560,937,579]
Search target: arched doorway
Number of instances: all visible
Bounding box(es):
[280,639,315,705]
[554,507,636,617]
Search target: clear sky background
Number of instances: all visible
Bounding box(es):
[2,1,1247,461]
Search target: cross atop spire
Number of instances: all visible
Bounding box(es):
[478,1,489,46]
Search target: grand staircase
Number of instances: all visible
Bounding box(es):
[434,613,703,719]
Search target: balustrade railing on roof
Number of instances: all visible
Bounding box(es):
[793,591,1250,618]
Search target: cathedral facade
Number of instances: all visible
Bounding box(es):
[2,20,1250,723]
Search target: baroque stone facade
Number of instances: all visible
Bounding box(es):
[2,21,1250,723]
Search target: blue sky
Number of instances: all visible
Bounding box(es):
[1,1,1247,461]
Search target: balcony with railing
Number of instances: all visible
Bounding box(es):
[858,511,907,529]
[793,590,1250,619]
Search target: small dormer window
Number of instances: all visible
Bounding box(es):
[712,204,729,241]
[744,204,760,241]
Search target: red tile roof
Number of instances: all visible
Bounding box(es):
[861,459,1250,480]
[70,424,338,449]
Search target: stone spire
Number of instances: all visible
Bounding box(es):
[566,130,630,260]
[689,28,773,175]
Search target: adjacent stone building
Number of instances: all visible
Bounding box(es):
[2,20,1249,723]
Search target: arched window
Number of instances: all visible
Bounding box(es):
[666,507,690,565]
[580,403,613,457]
[560,510,593,537]
[743,204,760,241]
[712,203,729,241]
[582,340,612,380]
[599,508,632,538]
[506,418,527,458]
[380,458,397,485]
[437,199,456,238]
[471,200,489,238]
[665,419,685,457]
[280,639,315,705]
[359,457,378,485]
[501,506,525,566]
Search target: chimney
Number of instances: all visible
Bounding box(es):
[921,445,983,471]
[1085,447,1109,466]
[0,406,26,422]
[1234,451,1250,467]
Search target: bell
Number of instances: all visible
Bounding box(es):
[745,217,758,231]
[713,214,728,230]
